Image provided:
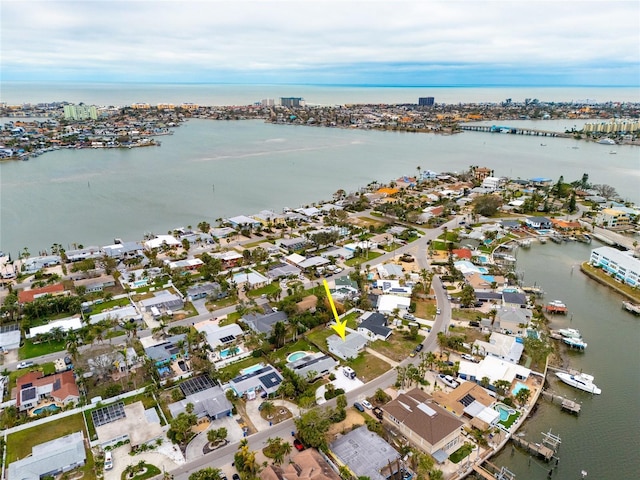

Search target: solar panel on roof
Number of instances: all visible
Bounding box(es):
[22,386,36,401]
[179,375,215,396]
[168,347,179,355]
[258,372,282,387]
[53,378,61,391]
[21,383,33,389]
[459,393,476,407]
[219,335,235,343]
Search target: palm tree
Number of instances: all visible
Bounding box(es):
[261,401,276,418]
[65,331,81,363]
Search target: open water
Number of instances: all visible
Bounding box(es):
[493,241,640,479]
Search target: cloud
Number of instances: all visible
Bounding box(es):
[2,0,639,85]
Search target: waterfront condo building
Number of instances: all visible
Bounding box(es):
[280,97,304,107]
[418,96,435,106]
[63,104,98,120]
[594,208,630,229]
[589,246,640,287]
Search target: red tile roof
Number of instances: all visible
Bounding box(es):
[18,284,65,303]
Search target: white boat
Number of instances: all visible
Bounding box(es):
[598,138,616,145]
[557,328,581,338]
[556,371,601,394]
[622,301,640,315]
[563,337,587,350]
[548,300,566,308]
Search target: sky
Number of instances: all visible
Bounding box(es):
[1,0,639,86]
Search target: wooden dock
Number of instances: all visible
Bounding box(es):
[541,389,582,414]
[510,435,555,461]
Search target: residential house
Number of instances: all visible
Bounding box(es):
[187,282,226,300]
[227,215,261,229]
[144,334,187,366]
[502,291,528,308]
[330,426,401,480]
[376,263,404,279]
[260,448,341,480]
[8,432,86,480]
[21,255,61,273]
[28,317,83,339]
[277,237,308,252]
[243,310,288,335]
[494,307,532,335]
[16,370,80,411]
[457,355,531,386]
[65,246,102,262]
[474,332,524,364]
[194,321,244,349]
[232,269,270,289]
[168,383,232,420]
[214,250,244,269]
[143,234,180,250]
[375,279,412,296]
[102,241,143,259]
[330,276,360,301]
[524,217,552,229]
[432,382,500,431]
[286,352,337,381]
[376,295,411,315]
[296,295,318,313]
[357,312,392,341]
[18,283,67,304]
[73,275,115,293]
[381,388,463,462]
[267,262,301,279]
[95,401,163,449]
[139,290,184,314]
[226,364,283,399]
[168,258,204,271]
[327,332,368,360]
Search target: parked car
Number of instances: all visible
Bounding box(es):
[461,353,475,362]
[293,439,305,451]
[469,321,480,327]
[16,361,34,370]
[438,374,459,388]
[104,451,113,470]
[403,313,415,320]
[415,344,424,352]
[361,400,373,410]
[436,308,441,315]
[353,402,365,412]
[232,474,241,480]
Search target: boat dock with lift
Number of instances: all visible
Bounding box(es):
[541,389,582,414]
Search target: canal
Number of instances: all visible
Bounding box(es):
[490,240,640,479]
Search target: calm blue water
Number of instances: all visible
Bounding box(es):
[241,363,264,375]
[287,351,307,362]
[33,404,61,415]
[512,381,529,396]
[220,347,243,359]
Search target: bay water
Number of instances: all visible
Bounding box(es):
[494,241,640,479]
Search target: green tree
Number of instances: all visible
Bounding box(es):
[459,284,476,308]
[515,387,531,406]
[294,408,331,449]
[472,194,503,217]
[189,467,222,480]
[167,412,197,447]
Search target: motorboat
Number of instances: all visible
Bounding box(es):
[563,337,587,350]
[557,328,581,338]
[556,371,601,394]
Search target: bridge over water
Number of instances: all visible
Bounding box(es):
[461,124,571,138]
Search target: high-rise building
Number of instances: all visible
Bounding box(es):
[280,97,304,108]
[418,97,435,106]
[261,98,275,106]
[63,104,98,120]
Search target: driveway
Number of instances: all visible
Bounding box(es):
[185,415,246,460]
[244,398,300,432]
[105,440,184,480]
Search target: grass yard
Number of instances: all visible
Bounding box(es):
[305,326,335,349]
[247,282,281,298]
[19,338,66,360]
[123,463,162,480]
[219,311,241,326]
[414,299,436,319]
[451,308,485,322]
[582,262,640,302]
[206,296,241,310]
[346,352,391,383]
[344,251,383,267]
[268,338,318,364]
[218,355,264,381]
[89,297,132,314]
[6,413,88,463]
[370,333,425,362]
[499,410,521,429]
[449,442,475,464]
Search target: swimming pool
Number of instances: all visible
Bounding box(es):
[157,366,170,376]
[287,351,308,363]
[494,403,517,422]
[220,346,244,358]
[512,382,529,396]
[33,404,61,415]
[241,363,264,375]
[478,267,489,274]
[537,229,554,235]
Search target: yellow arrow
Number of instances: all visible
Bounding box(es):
[323,279,347,341]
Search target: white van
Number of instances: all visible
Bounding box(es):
[104,451,113,470]
[343,366,356,379]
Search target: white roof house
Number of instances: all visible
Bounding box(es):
[194,321,244,349]
[144,235,180,250]
[89,305,141,325]
[28,317,83,338]
[377,295,411,315]
[474,332,525,364]
[457,355,531,385]
[232,270,270,288]
[327,332,368,360]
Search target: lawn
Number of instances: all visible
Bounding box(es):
[305,326,335,349]
[499,409,521,429]
[247,282,281,299]
[344,251,383,267]
[123,463,161,480]
[219,311,241,326]
[370,333,425,362]
[451,308,485,322]
[414,299,436,319]
[19,338,66,360]
[218,355,264,381]
[6,413,88,463]
[346,352,391,383]
[449,442,474,464]
[268,338,318,364]
[582,262,640,302]
[206,296,241,310]
[89,297,132,314]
